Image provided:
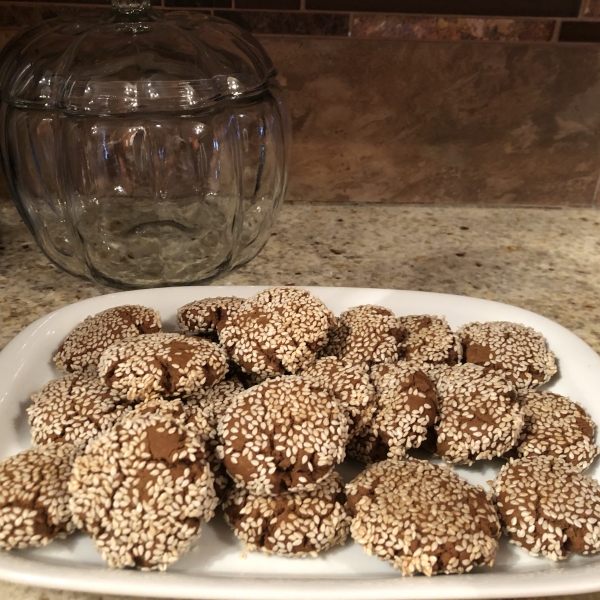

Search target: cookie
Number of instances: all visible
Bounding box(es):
[368,362,438,458]
[177,297,244,342]
[98,332,228,401]
[223,471,350,557]
[397,315,462,369]
[218,375,348,496]
[185,378,245,497]
[69,408,218,570]
[515,391,599,472]
[345,428,390,464]
[219,287,335,377]
[492,455,600,560]
[53,305,162,374]
[434,364,523,464]
[28,373,132,446]
[346,457,500,576]
[300,356,376,438]
[0,444,79,549]
[323,305,402,367]
[457,321,557,393]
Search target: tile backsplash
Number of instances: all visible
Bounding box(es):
[1,1,600,206]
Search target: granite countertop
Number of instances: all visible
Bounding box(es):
[1,197,600,600]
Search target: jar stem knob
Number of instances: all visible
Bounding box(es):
[111,0,151,13]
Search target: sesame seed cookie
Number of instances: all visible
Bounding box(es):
[299,356,376,438]
[129,395,232,499]
[515,391,599,472]
[223,471,351,557]
[177,296,245,342]
[368,362,438,458]
[218,375,349,496]
[28,373,133,447]
[54,305,162,374]
[492,455,600,560]
[434,364,523,464]
[0,444,79,549]
[345,428,390,464]
[346,457,500,576]
[398,315,462,370]
[185,378,245,497]
[69,409,218,570]
[219,287,335,377]
[457,321,557,393]
[323,305,402,367]
[98,333,228,401]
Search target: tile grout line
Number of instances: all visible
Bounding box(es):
[552,18,562,40]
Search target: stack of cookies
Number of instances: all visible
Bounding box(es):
[0,286,599,576]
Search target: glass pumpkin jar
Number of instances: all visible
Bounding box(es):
[0,0,290,288]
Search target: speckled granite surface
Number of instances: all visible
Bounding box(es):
[2,197,600,600]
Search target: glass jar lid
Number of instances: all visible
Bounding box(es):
[0,0,275,114]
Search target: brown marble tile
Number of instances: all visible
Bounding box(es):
[214,10,349,35]
[236,0,300,9]
[164,0,229,7]
[352,15,556,42]
[307,0,580,18]
[559,20,600,41]
[583,0,600,16]
[260,38,600,205]
[0,5,108,27]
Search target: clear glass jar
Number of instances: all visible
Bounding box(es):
[0,0,290,288]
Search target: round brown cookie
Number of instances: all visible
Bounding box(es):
[98,333,228,401]
[177,296,245,342]
[346,457,500,576]
[492,455,600,560]
[54,305,162,374]
[300,356,376,438]
[0,444,79,549]
[434,364,523,464]
[28,373,133,447]
[69,409,218,570]
[345,427,390,464]
[515,391,599,472]
[457,321,557,393]
[219,287,335,377]
[128,396,231,500]
[218,375,349,496]
[322,305,402,368]
[397,315,462,369]
[185,378,245,497]
[369,362,438,458]
[223,471,351,557]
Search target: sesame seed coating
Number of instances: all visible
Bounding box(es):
[368,362,438,458]
[492,455,600,560]
[457,321,557,394]
[185,379,245,498]
[177,297,245,341]
[346,457,500,576]
[0,444,80,549]
[223,471,351,557]
[218,375,349,496]
[53,305,162,374]
[398,315,462,370]
[345,428,390,464]
[28,374,133,447]
[68,410,218,570]
[434,364,523,465]
[219,287,336,377]
[515,391,599,472]
[323,305,402,368]
[98,333,228,401]
[300,356,376,438]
